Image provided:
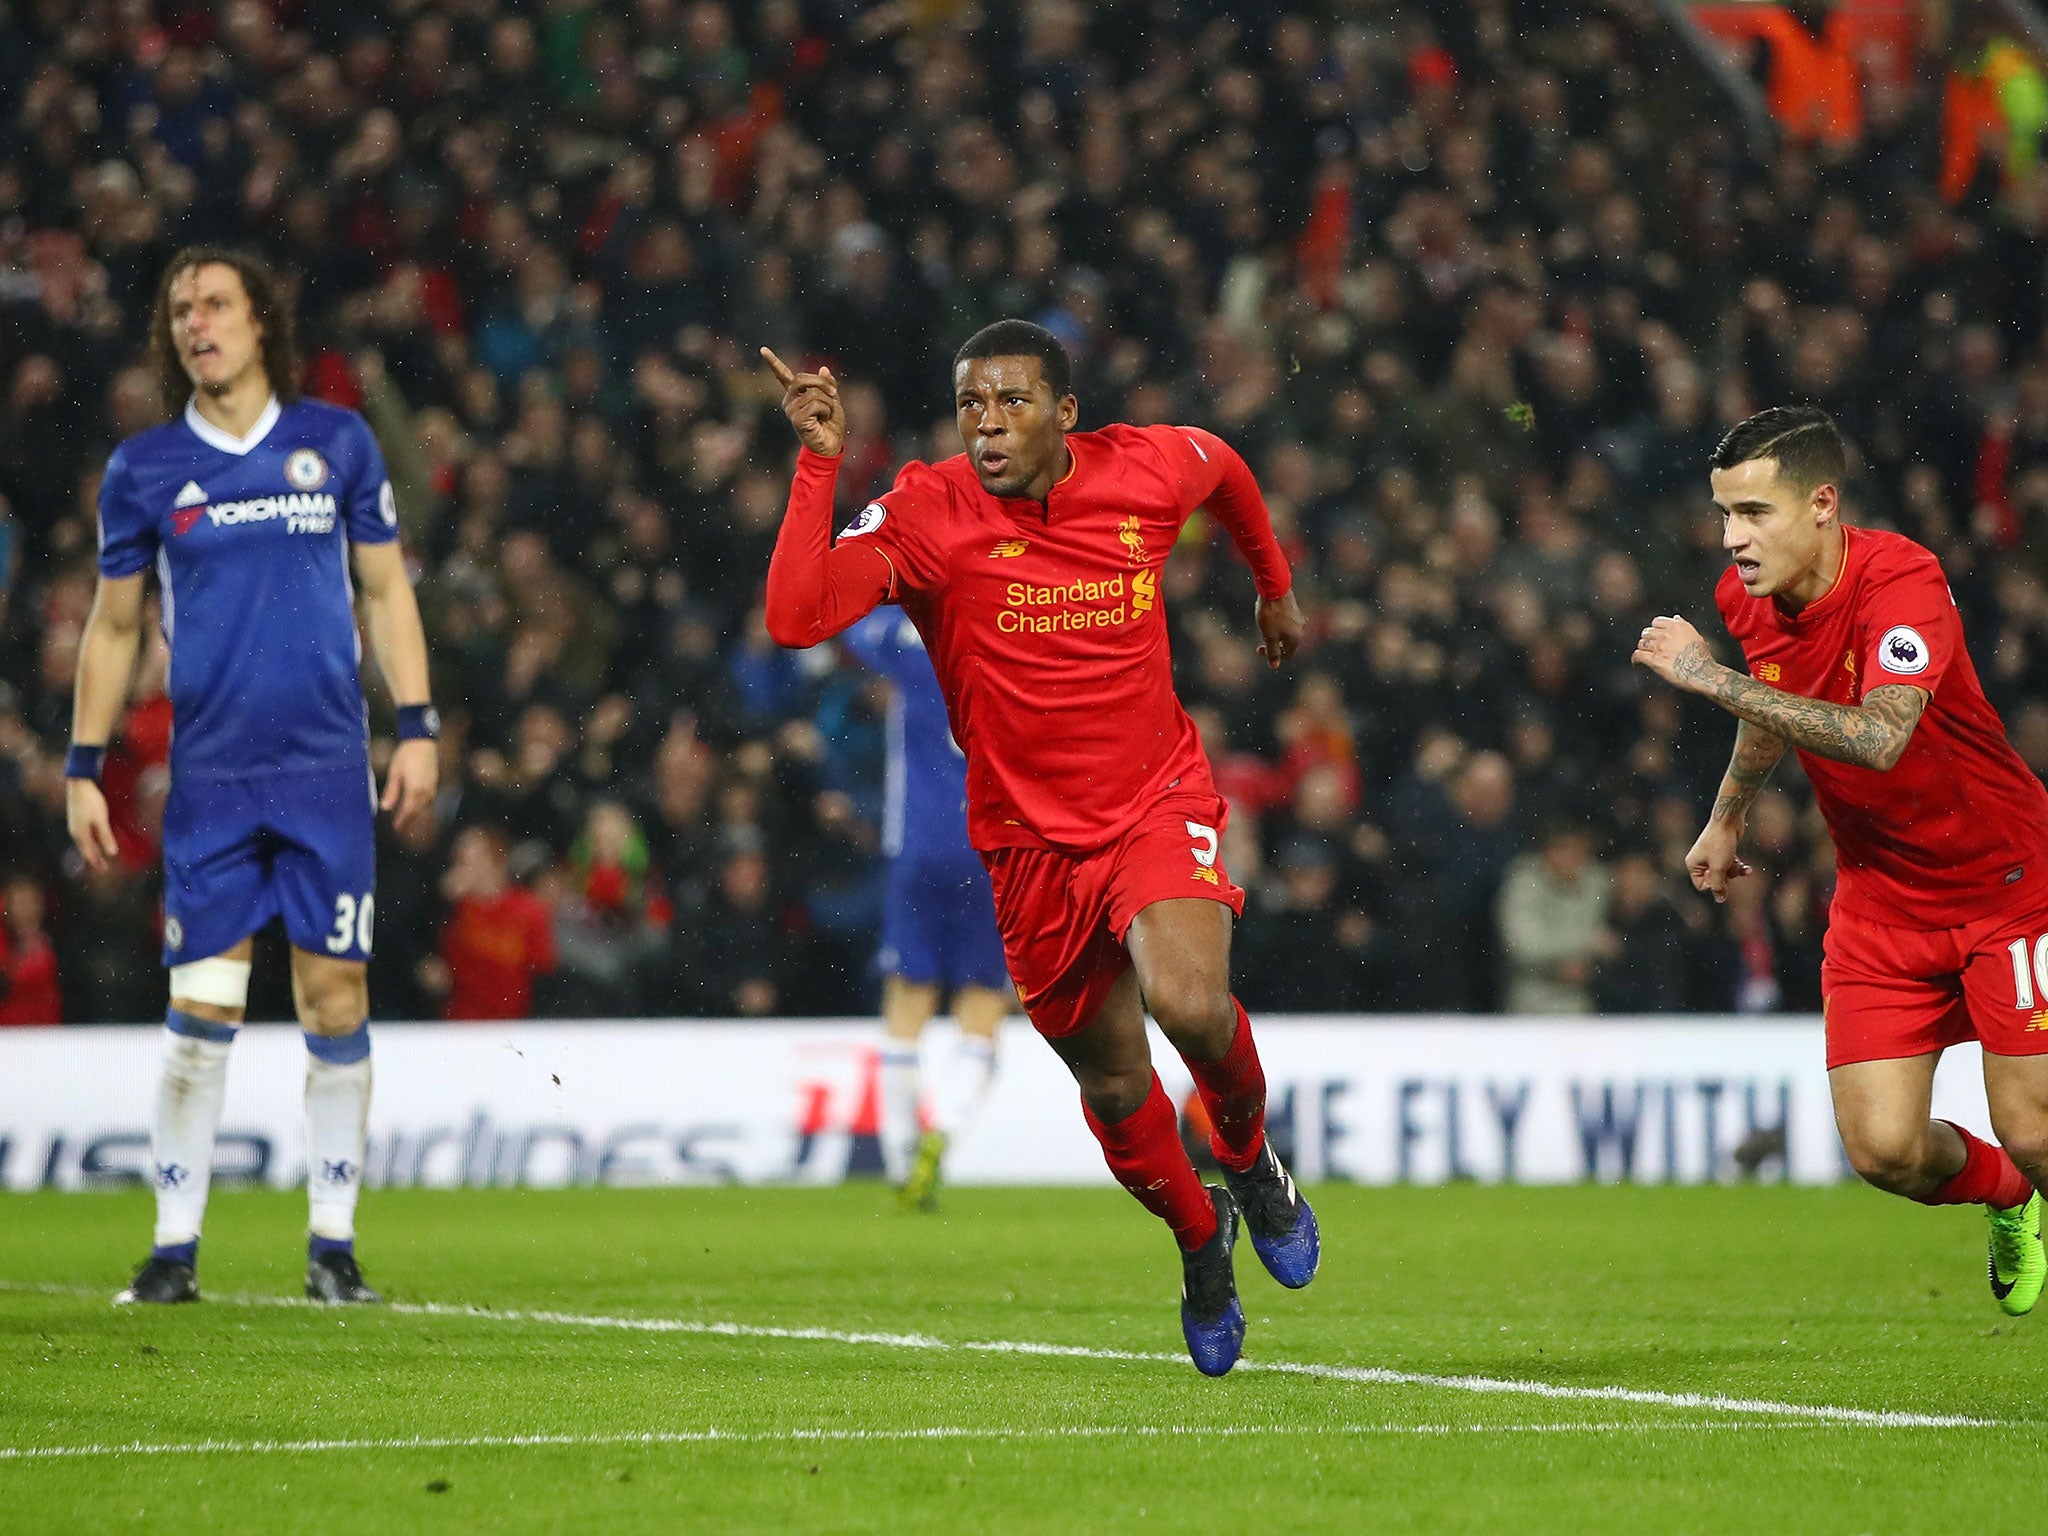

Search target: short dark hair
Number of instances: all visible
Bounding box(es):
[953,319,1073,398]
[1710,406,1846,496]
[149,245,299,414]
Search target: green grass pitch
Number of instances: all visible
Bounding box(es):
[2,1182,2043,1533]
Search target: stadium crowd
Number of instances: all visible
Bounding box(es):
[3,0,2048,1023]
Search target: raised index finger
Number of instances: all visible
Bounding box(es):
[760,347,797,388]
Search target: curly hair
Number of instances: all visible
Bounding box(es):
[148,246,299,415]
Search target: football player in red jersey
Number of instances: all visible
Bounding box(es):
[761,321,1314,1375]
[1635,406,2048,1314]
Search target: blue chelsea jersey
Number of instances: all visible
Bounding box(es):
[97,396,399,780]
[841,610,973,863]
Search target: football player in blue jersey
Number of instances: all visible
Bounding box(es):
[841,608,1013,1208]
[67,248,438,1306]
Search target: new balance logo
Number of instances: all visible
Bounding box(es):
[173,480,207,508]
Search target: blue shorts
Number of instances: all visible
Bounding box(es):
[879,853,1009,993]
[160,764,378,965]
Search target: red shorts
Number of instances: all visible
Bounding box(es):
[982,791,1246,1039]
[1822,889,2048,1068]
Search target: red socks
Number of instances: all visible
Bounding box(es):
[1080,1003,1270,1251]
[1921,1121,2034,1210]
[1184,998,1267,1173]
[1083,1073,1217,1251]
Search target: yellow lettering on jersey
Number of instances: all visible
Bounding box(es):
[1005,575,1125,606]
[999,574,1135,634]
[998,605,1128,634]
[1132,569,1157,614]
[989,539,1029,558]
[1756,662,1781,683]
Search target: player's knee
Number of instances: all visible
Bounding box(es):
[1841,1126,1930,1194]
[1145,981,1234,1057]
[1076,1065,1153,1125]
[300,971,369,1036]
[1990,1117,2048,1179]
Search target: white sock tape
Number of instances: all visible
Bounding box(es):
[168,956,253,1010]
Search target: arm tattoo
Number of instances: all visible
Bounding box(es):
[1708,720,1787,825]
[1681,645,1929,771]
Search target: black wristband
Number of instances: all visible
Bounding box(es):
[66,744,106,782]
[396,704,441,742]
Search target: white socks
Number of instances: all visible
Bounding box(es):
[879,1043,920,1181]
[150,1012,236,1252]
[304,1022,372,1243]
[879,1035,1001,1176]
[935,1037,999,1139]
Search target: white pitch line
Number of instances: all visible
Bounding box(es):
[371,1298,1994,1429]
[0,1420,1843,1463]
[0,1282,1996,1430]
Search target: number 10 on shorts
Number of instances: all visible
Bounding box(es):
[2008,934,2048,1010]
[328,892,375,955]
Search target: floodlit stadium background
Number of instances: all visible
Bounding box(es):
[0,0,2045,1039]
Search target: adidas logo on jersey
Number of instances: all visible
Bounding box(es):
[171,481,210,535]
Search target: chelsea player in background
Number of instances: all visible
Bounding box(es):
[842,609,1013,1208]
[67,248,438,1306]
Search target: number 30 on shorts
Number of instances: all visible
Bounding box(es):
[327,892,375,955]
[2008,934,2048,1009]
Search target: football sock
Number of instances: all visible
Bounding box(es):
[1922,1121,2034,1209]
[304,1022,372,1244]
[151,1010,236,1251]
[1180,998,1267,1173]
[879,1042,921,1181]
[934,1036,998,1139]
[1082,1073,1217,1251]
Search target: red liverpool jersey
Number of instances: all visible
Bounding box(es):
[767,424,1291,852]
[1716,525,2048,928]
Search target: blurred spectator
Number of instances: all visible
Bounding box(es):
[1497,823,1614,1015]
[541,800,668,1016]
[1592,851,1691,1014]
[1392,745,1522,1011]
[0,871,59,1023]
[658,830,799,1017]
[427,825,558,1022]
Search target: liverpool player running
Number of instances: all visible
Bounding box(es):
[1635,406,2047,1313]
[762,321,1315,1375]
[69,248,438,1306]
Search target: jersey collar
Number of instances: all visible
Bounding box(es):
[1776,524,1857,627]
[184,394,282,456]
[1006,437,1084,521]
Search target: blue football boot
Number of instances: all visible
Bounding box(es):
[1180,1185,1246,1377]
[1220,1140,1320,1289]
